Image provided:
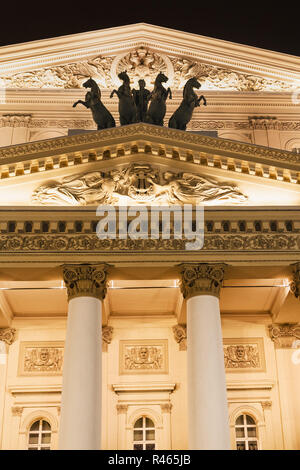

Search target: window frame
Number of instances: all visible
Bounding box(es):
[133,416,156,450]
[28,419,52,450]
[235,413,259,450]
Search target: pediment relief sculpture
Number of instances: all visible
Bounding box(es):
[0,46,294,92]
[32,163,247,206]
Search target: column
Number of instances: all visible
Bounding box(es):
[59,264,109,450]
[0,328,16,449]
[180,263,230,450]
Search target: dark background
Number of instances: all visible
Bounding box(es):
[0,1,298,56]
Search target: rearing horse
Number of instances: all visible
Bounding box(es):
[146,72,172,126]
[168,77,207,130]
[72,77,116,130]
[110,71,137,125]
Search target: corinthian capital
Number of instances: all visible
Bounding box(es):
[290,262,300,299]
[62,264,110,301]
[179,263,226,299]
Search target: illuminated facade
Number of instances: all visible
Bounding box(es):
[0,23,300,450]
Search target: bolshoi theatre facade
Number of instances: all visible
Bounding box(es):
[0,23,300,450]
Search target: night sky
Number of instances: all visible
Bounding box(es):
[0,2,299,57]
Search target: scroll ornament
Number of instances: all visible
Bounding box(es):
[62,264,109,301]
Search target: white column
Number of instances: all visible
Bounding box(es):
[59,264,109,450]
[180,263,230,450]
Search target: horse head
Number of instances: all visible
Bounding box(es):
[155,71,168,84]
[82,77,95,89]
[186,77,201,89]
[118,70,130,83]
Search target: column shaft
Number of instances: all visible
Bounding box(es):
[59,296,102,449]
[187,295,230,449]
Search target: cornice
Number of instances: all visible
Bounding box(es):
[0,124,299,186]
[0,24,299,83]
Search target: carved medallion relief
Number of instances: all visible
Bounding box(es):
[119,340,168,375]
[18,342,64,376]
[223,338,266,372]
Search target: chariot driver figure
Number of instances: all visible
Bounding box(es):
[132,79,151,122]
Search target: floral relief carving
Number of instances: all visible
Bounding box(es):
[171,57,295,92]
[0,56,113,89]
[0,233,299,254]
[268,323,300,347]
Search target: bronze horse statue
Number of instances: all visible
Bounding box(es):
[110,71,137,125]
[168,77,207,130]
[72,78,116,130]
[146,72,172,126]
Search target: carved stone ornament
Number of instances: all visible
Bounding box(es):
[113,47,172,88]
[0,328,16,345]
[0,56,113,89]
[116,404,128,413]
[268,323,300,348]
[160,403,172,413]
[171,57,296,92]
[223,339,265,371]
[120,340,168,375]
[32,163,247,206]
[261,401,272,410]
[180,263,226,299]
[62,264,110,301]
[290,262,300,299]
[11,406,23,417]
[172,325,187,351]
[18,341,64,375]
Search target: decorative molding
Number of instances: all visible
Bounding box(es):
[268,323,300,348]
[179,263,226,299]
[62,264,110,301]
[223,338,266,372]
[0,233,300,254]
[0,328,16,345]
[172,325,187,351]
[0,123,299,169]
[1,114,32,127]
[119,340,168,375]
[18,342,64,376]
[0,43,296,92]
[102,326,113,352]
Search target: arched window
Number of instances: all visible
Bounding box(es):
[133,416,155,450]
[235,414,258,450]
[28,419,51,450]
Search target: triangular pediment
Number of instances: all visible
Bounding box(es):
[0,24,299,92]
[0,123,299,207]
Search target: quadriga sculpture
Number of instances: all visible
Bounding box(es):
[110,71,137,125]
[169,77,207,130]
[72,77,115,130]
[146,72,172,126]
